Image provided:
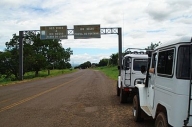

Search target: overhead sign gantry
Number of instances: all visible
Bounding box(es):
[19,24,122,80]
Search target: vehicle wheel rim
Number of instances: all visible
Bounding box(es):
[133,109,137,117]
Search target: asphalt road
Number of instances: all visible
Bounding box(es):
[0,69,154,127]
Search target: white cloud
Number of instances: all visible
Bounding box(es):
[145,0,192,22]
[70,53,110,65]
[146,1,172,21]
[0,0,192,64]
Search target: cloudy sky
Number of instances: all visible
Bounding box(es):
[0,0,191,65]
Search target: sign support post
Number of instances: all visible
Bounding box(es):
[118,28,122,76]
[19,31,23,80]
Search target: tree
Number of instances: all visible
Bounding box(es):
[24,32,48,76]
[99,58,108,66]
[4,34,20,79]
[65,62,72,69]
[3,32,73,79]
[110,53,118,65]
[146,42,161,50]
[63,48,73,63]
[79,61,91,69]
[24,32,73,76]
[0,51,14,79]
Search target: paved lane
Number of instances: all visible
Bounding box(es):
[0,69,154,127]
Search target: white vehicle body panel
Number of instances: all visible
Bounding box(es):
[119,54,148,89]
[135,37,192,126]
[118,76,121,88]
[135,84,147,106]
[136,73,192,126]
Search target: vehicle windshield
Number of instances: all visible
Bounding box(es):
[133,59,148,71]
[176,45,190,79]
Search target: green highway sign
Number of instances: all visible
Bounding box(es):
[74,25,100,39]
[40,26,67,40]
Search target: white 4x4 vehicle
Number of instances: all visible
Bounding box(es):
[133,37,192,127]
[117,48,148,103]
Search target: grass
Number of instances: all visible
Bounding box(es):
[0,69,77,86]
[0,67,118,86]
[94,66,118,80]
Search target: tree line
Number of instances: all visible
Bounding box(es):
[0,32,73,80]
[76,42,161,68]
[0,34,160,80]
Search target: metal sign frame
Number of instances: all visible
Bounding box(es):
[19,28,122,80]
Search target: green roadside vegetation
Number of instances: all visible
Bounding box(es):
[94,66,118,80]
[0,69,76,86]
[0,67,117,86]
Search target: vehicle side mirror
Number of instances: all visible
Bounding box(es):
[117,66,120,70]
[141,65,146,74]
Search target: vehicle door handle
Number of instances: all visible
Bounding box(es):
[132,72,135,74]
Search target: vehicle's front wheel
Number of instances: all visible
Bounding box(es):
[120,86,127,103]
[133,94,142,122]
[155,112,168,127]
[117,81,120,96]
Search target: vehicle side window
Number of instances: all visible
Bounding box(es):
[133,59,148,71]
[157,49,174,77]
[176,46,190,79]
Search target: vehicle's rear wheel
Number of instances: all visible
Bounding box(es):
[155,112,168,127]
[117,81,120,96]
[133,95,142,122]
[120,86,127,103]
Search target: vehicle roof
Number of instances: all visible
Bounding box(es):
[155,36,192,50]
[124,54,148,58]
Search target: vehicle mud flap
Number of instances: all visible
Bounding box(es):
[133,94,142,122]
[117,81,120,96]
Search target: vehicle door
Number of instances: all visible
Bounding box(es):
[147,52,157,108]
[131,58,148,86]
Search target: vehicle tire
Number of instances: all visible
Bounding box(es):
[120,86,127,103]
[133,95,142,122]
[117,81,120,96]
[155,112,168,127]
